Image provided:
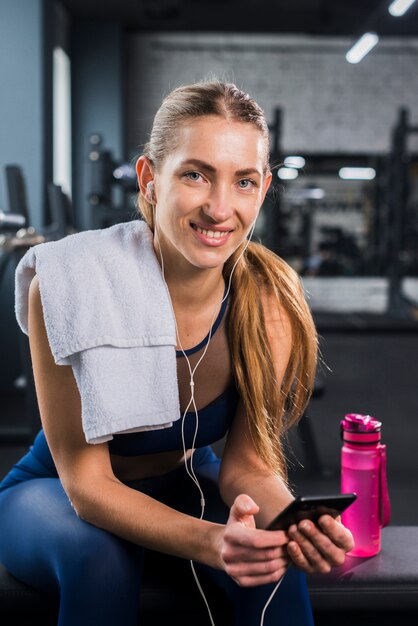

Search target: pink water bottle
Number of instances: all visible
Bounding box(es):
[340,413,391,557]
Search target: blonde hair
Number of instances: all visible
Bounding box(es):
[138,81,318,481]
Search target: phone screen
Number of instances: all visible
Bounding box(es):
[266,493,357,531]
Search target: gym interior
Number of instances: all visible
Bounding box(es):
[1,1,418,624]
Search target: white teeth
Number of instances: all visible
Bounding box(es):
[194,225,229,238]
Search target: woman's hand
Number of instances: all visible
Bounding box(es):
[220,494,290,587]
[286,515,354,574]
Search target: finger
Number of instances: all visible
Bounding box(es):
[227,556,289,579]
[229,564,288,588]
[222,534,290,569]
[286,540,316,574]
[288,524,333,573]
[224,544,289,563]
[296,517,352,560]
[222,546,289,571]
[224,525,289,552]
[228,494,259,527]
[317,515,355,552]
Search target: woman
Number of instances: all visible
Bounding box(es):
[0,81,353,625]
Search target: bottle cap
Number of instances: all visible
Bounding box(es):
[341,413,382,444]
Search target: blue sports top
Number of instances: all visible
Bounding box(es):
[108,287,238,456]
[108,386,238,456]
[0,288,238,492]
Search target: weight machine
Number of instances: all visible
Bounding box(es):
[87,133,138,229]
[0,165,76,443]
[384,108,418,318]
[0,211,45,443]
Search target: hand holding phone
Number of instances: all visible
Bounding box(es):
[266,493,357,531]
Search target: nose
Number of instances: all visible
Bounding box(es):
[202,183,234,223]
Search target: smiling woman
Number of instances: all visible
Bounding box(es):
[0,80,354,626]
[136,116,269,271]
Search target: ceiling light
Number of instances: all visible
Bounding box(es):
[346,33,379,64]
[286,187,325,202]
[113,164,136,181]
[277,167,299,180]
[388,0,416,16]
[339,167,376,180]
[306,187,326,200]
[284,156,306,169]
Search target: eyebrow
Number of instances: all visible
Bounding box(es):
[178,159,262,177]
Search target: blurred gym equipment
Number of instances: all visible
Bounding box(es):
[5,165,75,240]
[269,107,418,330]
[385,108,418,318]
[0,164,78,443]
[0,218,45,444]
[87,133,138,229]
[4,166,30,228]
[46,182,77,239]
[262,107,293,256]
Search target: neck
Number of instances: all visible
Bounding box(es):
[154,238,225,312]
[168,266,226,312]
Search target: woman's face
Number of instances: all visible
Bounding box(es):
[152,115,272,273]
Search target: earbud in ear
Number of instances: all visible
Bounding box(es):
[146,181,156,203]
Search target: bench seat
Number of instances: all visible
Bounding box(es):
[308,525,418,611]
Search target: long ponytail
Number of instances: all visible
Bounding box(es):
[225,241,318,480]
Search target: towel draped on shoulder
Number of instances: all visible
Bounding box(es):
[14,220,180,444]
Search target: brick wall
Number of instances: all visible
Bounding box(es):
[125,32,418,159]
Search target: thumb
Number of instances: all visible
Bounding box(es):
[228,494,260,527]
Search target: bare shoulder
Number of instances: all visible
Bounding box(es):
[28,274,41,312]
[28,274,68,374]
[28,274,52,359]
[28,275,51,340]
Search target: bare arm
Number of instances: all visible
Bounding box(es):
[27,275,223,569]
[219,288,294,527]
[219,289,354,575]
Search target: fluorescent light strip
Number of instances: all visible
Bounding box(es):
[284,156,306,169]
[388,0,416,16]
[339,167,376,180]
[346,32,379,64]
[277,167,299,180]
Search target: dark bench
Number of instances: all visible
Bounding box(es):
[1,526,417,625]
[308,525,418,625]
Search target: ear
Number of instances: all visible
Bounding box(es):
[136,156,154,197]
[261,171,273,203]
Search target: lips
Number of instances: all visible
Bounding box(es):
[190,222,234,246]
[191,224,232,239]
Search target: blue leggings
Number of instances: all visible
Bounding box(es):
[0,434,314,626]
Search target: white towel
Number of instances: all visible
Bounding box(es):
[15,219,180,444]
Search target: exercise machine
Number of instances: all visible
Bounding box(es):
[87,133,138,229]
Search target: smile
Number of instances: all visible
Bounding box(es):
[191,224,232,239]
[190,223,234,247]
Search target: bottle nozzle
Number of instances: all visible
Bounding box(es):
[341,413,382,433]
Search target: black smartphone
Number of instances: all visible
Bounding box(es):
[266,493,357,531]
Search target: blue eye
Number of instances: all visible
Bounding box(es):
[238,179,255,189]
[185,171,202,182]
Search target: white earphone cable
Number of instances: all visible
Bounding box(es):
[156,220,257,513]
[259,575,284,626]
[154,216,282,625]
